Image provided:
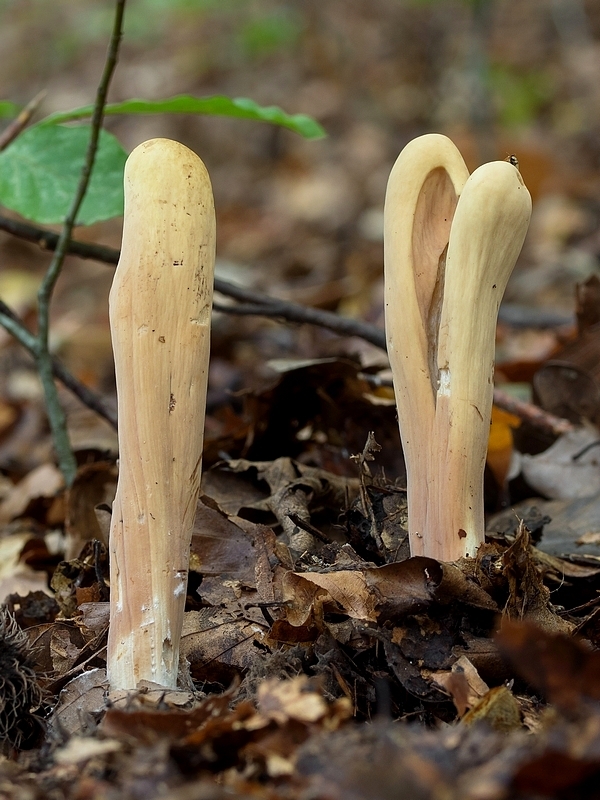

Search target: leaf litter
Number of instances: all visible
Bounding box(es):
[7,0,600,793]
[2,359,600,798]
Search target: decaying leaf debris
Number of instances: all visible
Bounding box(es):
[4,354,600,799]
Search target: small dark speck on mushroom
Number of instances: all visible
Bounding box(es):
[458,528,467,539]
[169,393,176,413]
[159,336,165,343]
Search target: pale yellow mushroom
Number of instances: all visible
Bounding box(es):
[431,161,531,560]
[384,134,469,558]
[107,138,215,690]
[385,136,531,561]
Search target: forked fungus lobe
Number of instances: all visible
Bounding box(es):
[107,138,215,690]
[384,134,532,561]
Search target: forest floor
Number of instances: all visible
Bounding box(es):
[4,1,600,797]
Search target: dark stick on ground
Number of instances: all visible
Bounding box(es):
[0,213,573,436]
[0,299,117,429]
[0,214,386,349]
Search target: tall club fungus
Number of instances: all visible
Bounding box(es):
[384,135,531,561]
[107,139,215,690]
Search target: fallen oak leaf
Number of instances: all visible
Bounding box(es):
[512,747,600,797]
[430,655,490,716]
[521,424,600,500]
[48,667,108,736]
[180,608,269,684]
[258,678,326,725]
[54,736,121,766]
[0,463,64,525]
[212,456,360,553]
[283,557,497,628]
[101,686,236,745]
[286,570,379,623]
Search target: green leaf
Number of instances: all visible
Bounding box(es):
[40,94,326,139]
[0,124,127,224]
[0,101,20,119]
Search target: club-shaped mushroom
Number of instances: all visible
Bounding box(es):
[385,135,531,561]
[107,138,215,690]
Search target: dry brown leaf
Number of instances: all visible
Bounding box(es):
[289,570,378,622]
[257,676,329,725]
[462,685,522,732]
[497,620,600,712]
[0,532,52,604]
[281,571,328,627]
[0,463,64,524]
[78,601,110,634]
[180,609,268,683]
[430,655,490,716]
[521,425,600,500]
[65,461,117,559]
[213,456,359,553]
[284,557,496,631]
[49,667,108,736]
[50,625,84,675]
[190,497,258,586]
[54,736,121,766]
[0,399,18,438]
[102,688,235,744]
[503,522,573,632]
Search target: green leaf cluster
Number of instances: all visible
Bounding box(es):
[0,94,325,225]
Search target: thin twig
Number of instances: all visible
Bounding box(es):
[0,214,386,349]
[0,303,38,352]
[0,298,117,428]
[213,286,386,348]
[0,215,575,437]
[213,301,284,316]
[0,215,120,264]
[0,90,46,152]
[34,0,126,486]
[361,372,574,437]
[492,387,574,436]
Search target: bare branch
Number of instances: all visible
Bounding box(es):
[0,214,387,349]
[0,297,117,429]
[33,0,126,486]
[0,91,47,152]
[0,220,574,438]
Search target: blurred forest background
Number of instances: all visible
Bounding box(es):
[2,0,600,475]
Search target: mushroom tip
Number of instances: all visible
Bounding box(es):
[126,138,207,174]
[464,160,532,214]
[395,132,463,164]
[471,159,527,184]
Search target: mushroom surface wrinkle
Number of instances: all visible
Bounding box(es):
[107,138,215,690]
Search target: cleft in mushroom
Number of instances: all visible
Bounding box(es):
[384,135,531,561]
